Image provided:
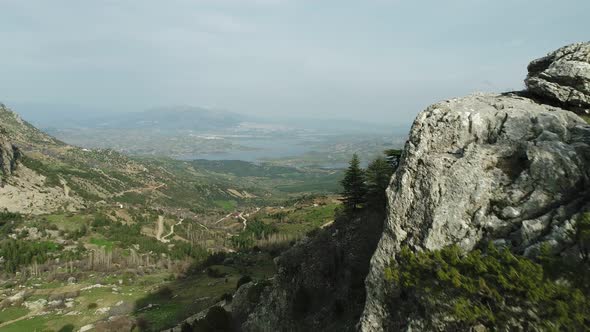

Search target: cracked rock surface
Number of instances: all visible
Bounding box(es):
[525,42,590,113]
[360,92,590,331]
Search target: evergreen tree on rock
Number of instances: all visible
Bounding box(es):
[341,154,367,211]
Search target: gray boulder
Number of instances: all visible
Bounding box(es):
[360,92,590,331]
[525,42,590,113]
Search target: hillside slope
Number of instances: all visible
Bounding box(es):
[0,103,342,215]
[0,106,84,213]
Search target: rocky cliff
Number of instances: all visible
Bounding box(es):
[0,129,21,181]
[231,42,590,331]
[361,42,590,331]
[235,209,385,332]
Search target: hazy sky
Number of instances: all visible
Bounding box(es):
[1,0,588,125]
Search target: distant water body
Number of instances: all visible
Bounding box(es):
[179,137,317,163]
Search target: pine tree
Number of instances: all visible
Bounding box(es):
[365,156,395,209]
[341,154,367,211]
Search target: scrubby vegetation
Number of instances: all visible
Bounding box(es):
[385,242,590,330]
[0,239,62,273]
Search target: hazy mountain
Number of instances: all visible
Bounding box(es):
[91,106,247,131]
[13,102,406,135]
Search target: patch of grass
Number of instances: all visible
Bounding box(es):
[45,213,90,231]
[214,200,238,212]
[117,192,148,205]
[0,307,29,324]
[135,252,276,331]
[0,314,53,332]
[90,237,114,250]
[274,204,338,236]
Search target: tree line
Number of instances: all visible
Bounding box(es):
[340,149,402,213]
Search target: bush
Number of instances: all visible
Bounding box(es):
[385,244,590,330]
[206,267,226,279]
[87,303,98,310]
[0,211,21,223]
[57,324,75,332]
[155,286,174,300]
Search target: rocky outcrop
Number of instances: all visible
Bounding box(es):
[231,42,590,332]
[237,209,385,332]
[360,92,590,331]
[0,130,21,180]
[361,42,590,331]
[525,42,590,113]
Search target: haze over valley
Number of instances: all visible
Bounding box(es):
[17,105,406,168]
[0,1,589,332]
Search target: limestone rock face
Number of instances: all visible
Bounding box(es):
[0,131,21,179]
[360,93,590,331]
[525,42,590,113]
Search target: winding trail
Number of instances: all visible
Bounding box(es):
[238,213,247,231]
[196,222,209,231]
[215,213,232,225]
[114,183,165,197]
[161,219,184,242]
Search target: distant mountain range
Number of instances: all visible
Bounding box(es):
[91,106,247,131]
[13,103,247,131]
[12,102,407,135]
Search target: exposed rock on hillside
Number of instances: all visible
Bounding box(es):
[0,105,85,214]
[361,42,590,331]
[360,92,590,331]
[525,42,590,113]
[236,210,385,332]
[0,130,21,180]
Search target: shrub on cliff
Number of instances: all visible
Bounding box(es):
[385,244,590,330]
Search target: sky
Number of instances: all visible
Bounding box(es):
[1,0,589,125]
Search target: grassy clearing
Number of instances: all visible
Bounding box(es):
[0,315,56,332]
[0,307,29,324]
[44,213,90,231]
[89,237,114,250]
[135,253,277,331]
[271,203,338,237]
[214,200,238,212]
